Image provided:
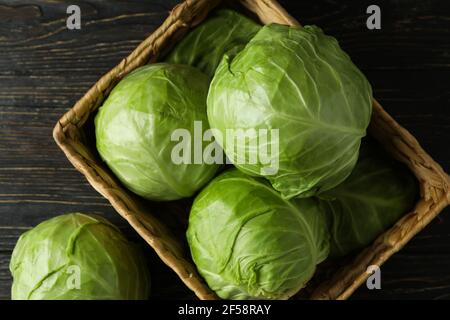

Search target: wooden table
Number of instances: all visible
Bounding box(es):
[1,0,449,300]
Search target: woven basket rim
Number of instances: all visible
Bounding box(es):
[53,0,450,300]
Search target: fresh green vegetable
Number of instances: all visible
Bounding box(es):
[208,24,373,199]
[187,169,329,300]
[165,9,261,77]
[95,63,220,201]
[318,139,418,257]
[10,213,150,300]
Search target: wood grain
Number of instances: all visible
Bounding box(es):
[0,0,449,300]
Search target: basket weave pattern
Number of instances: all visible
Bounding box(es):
[53,0,450,300]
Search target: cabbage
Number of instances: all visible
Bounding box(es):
[207,24,373,199]
[95,63,220,201]
[165,9,261,77]
[10,213,150,300]
[318,139,418,257]
[187,169,329,300]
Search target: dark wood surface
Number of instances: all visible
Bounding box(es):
[0,0,449,300]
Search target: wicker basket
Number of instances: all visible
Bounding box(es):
[53,0,450,300]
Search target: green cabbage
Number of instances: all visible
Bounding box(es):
[318,140,418,257]
[187,169,329,300]
[165,9,261,77]
[207,24,373,199]
[10,213,150,300]
[95,63,220,201]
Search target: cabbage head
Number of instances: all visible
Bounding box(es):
[165,9,261,77]
[207,24,373,199]
[10,213,150,300]
[95,63,220,201]
[318,140,418,257]
[187,169,329,300]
